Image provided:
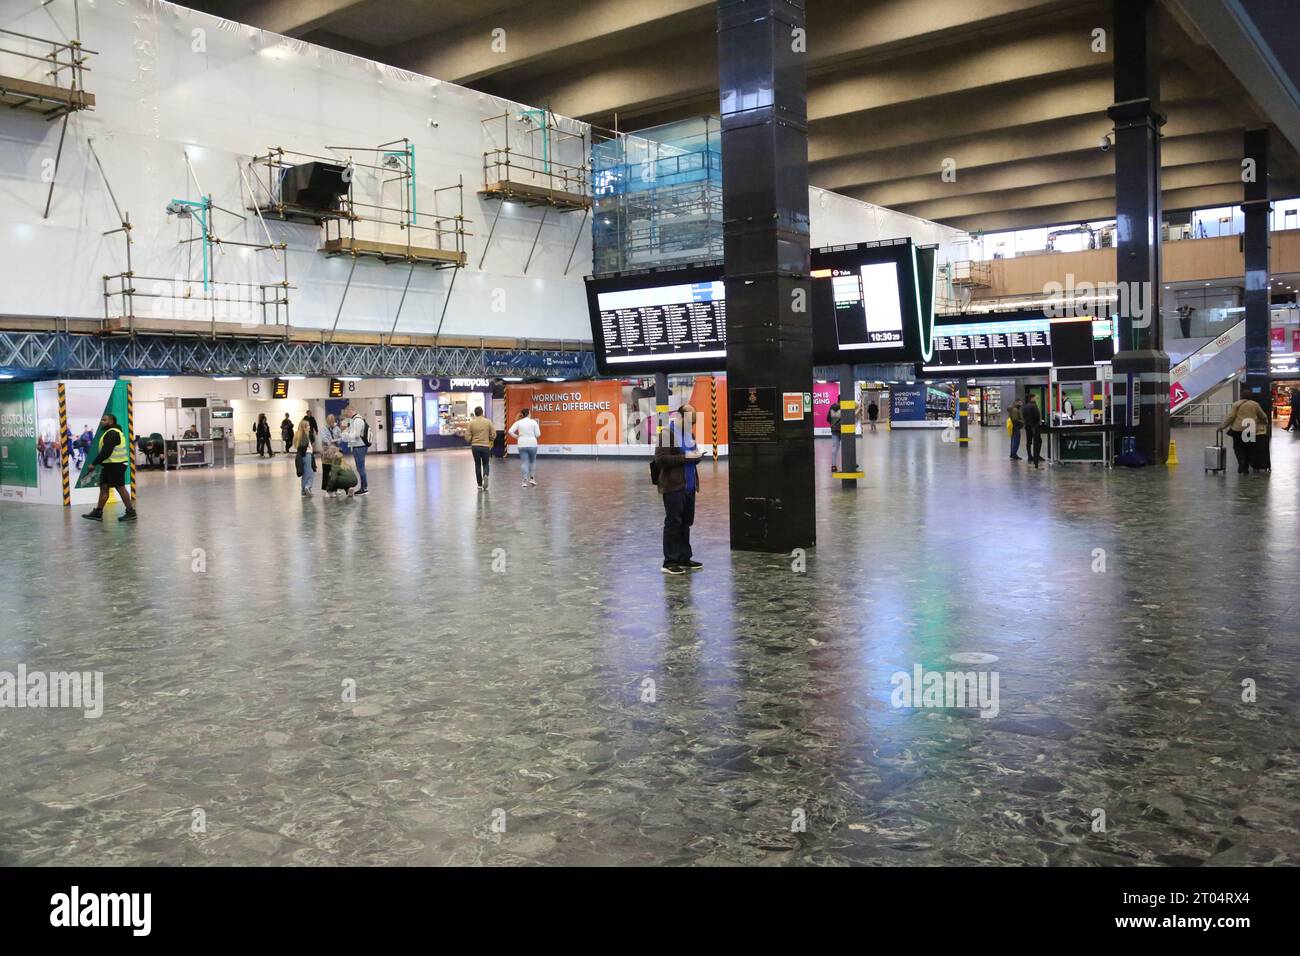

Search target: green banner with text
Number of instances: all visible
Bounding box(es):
[0,382,39,489]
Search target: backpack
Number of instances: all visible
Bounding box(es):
[359,417,370,446]
[649,458,661,485]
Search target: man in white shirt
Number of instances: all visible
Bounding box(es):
[507,408,542,486]
[342,405,370,495]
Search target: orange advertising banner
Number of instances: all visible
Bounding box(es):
[505,381,624,446]
[688,375,728,445]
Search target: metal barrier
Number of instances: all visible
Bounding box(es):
[1173,402,1232,426]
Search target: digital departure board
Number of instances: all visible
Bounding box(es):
[810,239,935,366]
[586,265,728,374]
[922,311,1119,374]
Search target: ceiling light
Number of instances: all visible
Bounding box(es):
[212,376,243,381]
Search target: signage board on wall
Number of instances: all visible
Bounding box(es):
[484,352,585,375]
[0,382,39,489]
[329,378,345,398]
[728,387,779,444]
[272,378,290,399]
[889,382,927,423]
[504,381,623,448]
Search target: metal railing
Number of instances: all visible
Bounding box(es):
[0,26,96,116]
[1173,402,1233,425]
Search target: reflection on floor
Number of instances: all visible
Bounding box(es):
[0,426,1296,865]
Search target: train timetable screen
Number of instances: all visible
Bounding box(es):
[819,261,905,351]
[928,317,1053,370]
[595,280,727,366]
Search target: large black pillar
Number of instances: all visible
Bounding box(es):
[717,0,815,552]
[1108,0,1170,463]
[1243,128,1271,412]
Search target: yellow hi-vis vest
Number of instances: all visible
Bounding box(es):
[101,427,129,464]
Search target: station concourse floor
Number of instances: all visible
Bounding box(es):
[0,425,1296,867]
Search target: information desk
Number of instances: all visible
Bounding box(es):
[1046,424,1113,465]
[165,439,214,469]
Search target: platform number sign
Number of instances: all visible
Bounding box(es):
[246,379,264,398]
[272,378,289,400]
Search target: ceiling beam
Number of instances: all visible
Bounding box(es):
[813,102,1240,194]
[845,130,1245,208]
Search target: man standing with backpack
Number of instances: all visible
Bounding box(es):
[342,405,370,496]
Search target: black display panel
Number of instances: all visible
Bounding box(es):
[585,239,939,374]
[586,265,727,375]
[809,239,934,366]
[922,311,1119,375]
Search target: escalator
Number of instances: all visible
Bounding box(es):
[1169,319,1245,414]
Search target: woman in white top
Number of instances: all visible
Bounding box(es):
[507,408,542,486]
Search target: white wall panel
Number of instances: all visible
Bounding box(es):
[0,0,593,340]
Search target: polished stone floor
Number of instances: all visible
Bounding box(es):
[0,425,1296,866]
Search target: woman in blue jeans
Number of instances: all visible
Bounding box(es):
[507,408,542,486]
[294,419,316,496]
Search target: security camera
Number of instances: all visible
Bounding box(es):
[1099,133,1113,152]
[428,119,439,129]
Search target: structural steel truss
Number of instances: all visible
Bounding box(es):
[0,330,596,380]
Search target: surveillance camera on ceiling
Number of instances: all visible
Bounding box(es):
[1100,133,1113,152]
[428,119,439,128]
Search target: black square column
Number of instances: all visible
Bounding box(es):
[1108,0,1170,464]
[718,0,815,553]
[1243,128,1271,411]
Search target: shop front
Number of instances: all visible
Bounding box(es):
[422,377,495,448]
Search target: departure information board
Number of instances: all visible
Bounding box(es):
[922,312,1119,374]
[587,266,728,374]
[810,239,933,366]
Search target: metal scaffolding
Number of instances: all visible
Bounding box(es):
[247,141,470,268]
[478,109,607,275]
[0,329,597,380]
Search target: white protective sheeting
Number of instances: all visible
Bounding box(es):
[0,0,594,340]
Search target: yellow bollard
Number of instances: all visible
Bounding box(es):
[1166,439,1179,466]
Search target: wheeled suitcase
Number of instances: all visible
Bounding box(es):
[1204,430,1226,473]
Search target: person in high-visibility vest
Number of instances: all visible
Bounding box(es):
[82,412,137,522]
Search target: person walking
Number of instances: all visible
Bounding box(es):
[280,413,295,453]
[867,400,879,433]
[81,413,137,523]
[827,402,842,472]
[1287,388,1300,433]
[1022,393,1044,467]
[319,414,342,496]
[342,405,370,496]
[507,408,542,486]
[293,417,316,497]
[655,403,704,575]
[466,406,495,490]
[1220,393,1270,474]
[255,413,274,458]
[1007,399,1024,461]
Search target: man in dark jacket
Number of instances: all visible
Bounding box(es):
[1008,399,1023,460]
[654,404,704,575]
[1022,393,1044,466]
[280,413,295,452]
